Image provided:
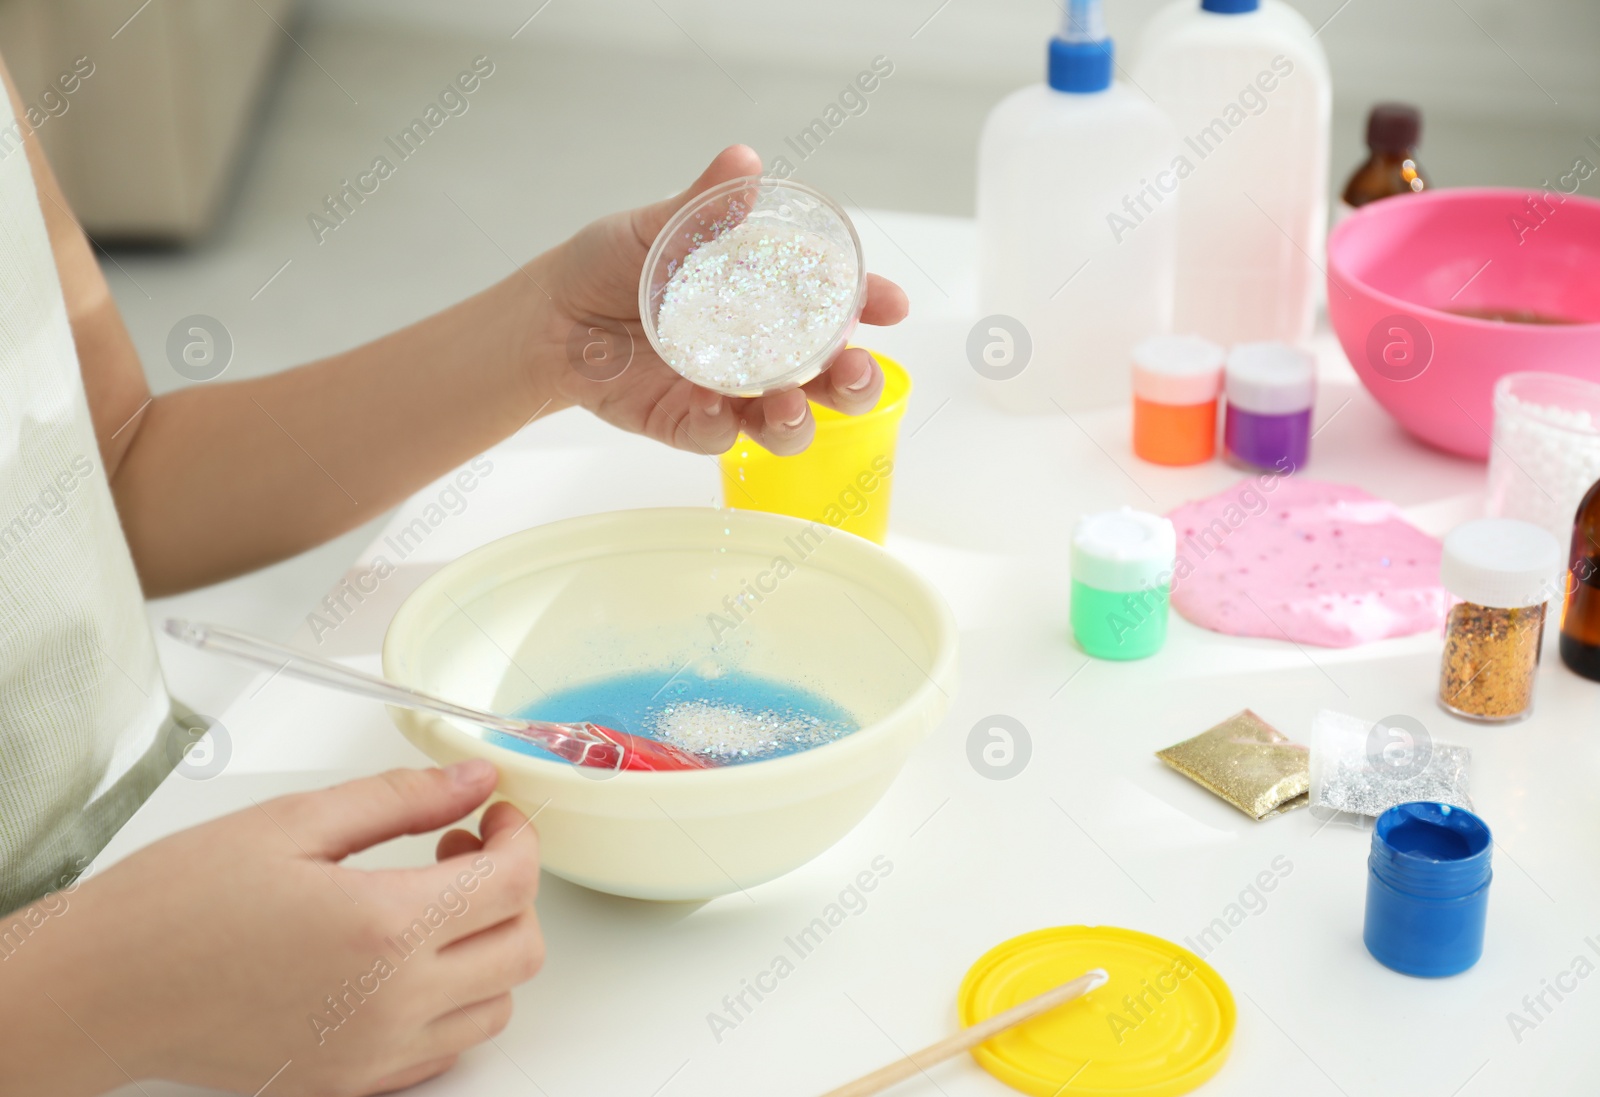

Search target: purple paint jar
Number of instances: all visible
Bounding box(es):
[1224,343,1316,472]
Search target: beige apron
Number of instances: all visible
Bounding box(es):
[0,90,177,914]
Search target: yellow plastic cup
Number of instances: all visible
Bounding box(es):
[718,352,911,544]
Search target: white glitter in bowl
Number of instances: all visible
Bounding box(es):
[651,700,855,764]
[654,219,859,393]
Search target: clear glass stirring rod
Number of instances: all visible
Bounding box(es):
[161,618,617,763]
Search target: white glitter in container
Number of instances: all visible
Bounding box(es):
[1486,373,1600,544]
[654,219,860,394]
[651,700,855,764]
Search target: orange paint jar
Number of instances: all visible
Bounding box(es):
[1131,335,1225,466]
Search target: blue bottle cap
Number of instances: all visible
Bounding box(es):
[1202,0,1260,12]
[1048,0,1113,93]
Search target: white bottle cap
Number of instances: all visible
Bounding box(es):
[1071,507,1177,592]
[1132,335,1226,405]
[1440,518,1563,609]
[1225,342,1316,415]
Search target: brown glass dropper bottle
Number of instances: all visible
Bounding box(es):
[1342,103,1429,211]
[1560,476,1600,680]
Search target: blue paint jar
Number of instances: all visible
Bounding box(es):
[1364,802,1492,977]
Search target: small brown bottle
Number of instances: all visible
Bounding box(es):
[1340,103,1429,216]
[1560,476,1600,681]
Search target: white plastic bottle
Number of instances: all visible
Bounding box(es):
[976,0,1178,414]
[1131,0,1331,347]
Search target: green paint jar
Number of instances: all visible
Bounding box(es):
[1070,508,1177,660]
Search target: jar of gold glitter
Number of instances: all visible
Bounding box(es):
[1438,518,1563,723]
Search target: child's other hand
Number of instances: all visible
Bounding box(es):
[12,761,541,1096]
[534,145,910,456]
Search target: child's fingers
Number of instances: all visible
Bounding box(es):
[671,383,741,455]
[366,1055,459,1095]
[270,761,498,862]
[478,799,534,842]
[434,909,545,1002]
[435,828,482,861]
[802,348,883,416]
[384,799,538,947]
[400,841,536,947]
[739,390,814,456]
[420,993,516,1060]
[629,145,764,252]
[476,802,543,897]
[859,273,910,326]
[414,797,542,943]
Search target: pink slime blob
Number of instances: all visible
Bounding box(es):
[1166,478,1446,648]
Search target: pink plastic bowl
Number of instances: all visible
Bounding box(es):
[1328,187,1600,460]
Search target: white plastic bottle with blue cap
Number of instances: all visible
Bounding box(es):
[976,0,1178,414]
[1130,0,1331,348]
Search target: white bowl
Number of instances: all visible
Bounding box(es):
[382,507,957,901]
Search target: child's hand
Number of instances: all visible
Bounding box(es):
[533,145,911,456]
[3,761,542,1097]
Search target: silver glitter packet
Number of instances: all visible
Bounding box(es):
[1309,709,1472,818]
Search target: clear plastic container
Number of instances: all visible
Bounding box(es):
[639,177,865,398]
[1437,518,1562,723]
[1486,371,1600,545]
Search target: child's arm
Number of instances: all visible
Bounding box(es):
[16,76,908,593]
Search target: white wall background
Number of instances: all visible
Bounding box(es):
[316,0,1598,124]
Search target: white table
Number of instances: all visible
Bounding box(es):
[104,212,1599,1096]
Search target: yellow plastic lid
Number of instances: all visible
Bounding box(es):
[957,926,1234,1097]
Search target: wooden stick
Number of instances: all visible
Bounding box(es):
[817,968,1109,1097]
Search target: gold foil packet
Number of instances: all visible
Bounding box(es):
[1157,709,1309,820]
